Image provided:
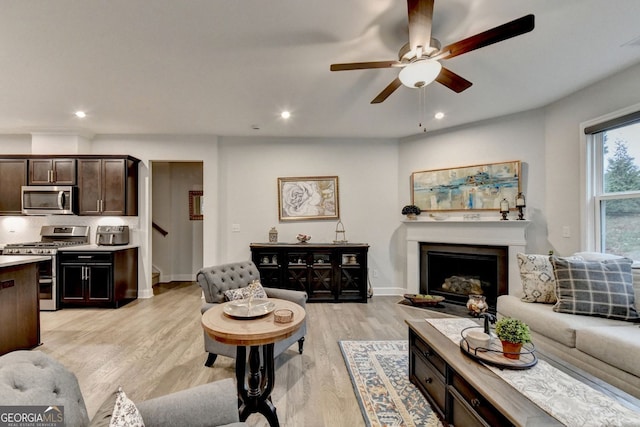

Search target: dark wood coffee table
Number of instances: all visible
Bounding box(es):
[406,318,640,427]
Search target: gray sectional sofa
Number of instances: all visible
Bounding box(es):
[497,252,640,399]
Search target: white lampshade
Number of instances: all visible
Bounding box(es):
[398,59,442,88]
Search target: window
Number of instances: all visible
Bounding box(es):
[585,110,640,259]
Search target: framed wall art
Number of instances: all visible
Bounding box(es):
[278,176,339,221]
[411,160,521,211]
[189,190,203,220]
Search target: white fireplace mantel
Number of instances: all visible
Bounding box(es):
[404,219,530,295]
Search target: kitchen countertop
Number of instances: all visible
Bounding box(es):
[57,244,139,252]
[0,255,51,268]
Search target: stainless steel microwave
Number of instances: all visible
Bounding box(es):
[21,185,77,215]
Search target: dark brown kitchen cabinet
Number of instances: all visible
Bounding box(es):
[28,158,76,185]
[58,248,138,308]
[0,159,27,215]
[77,157,138,216]
[0,261,40,355]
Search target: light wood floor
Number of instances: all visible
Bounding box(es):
[39,282,451,427]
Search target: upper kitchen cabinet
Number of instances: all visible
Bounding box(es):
[77,156,139,216]
[28,158,76,185]
[0,159,27,215]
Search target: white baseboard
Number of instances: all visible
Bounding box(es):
[370,286,406,296]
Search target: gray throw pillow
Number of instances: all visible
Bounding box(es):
[550,256,640,321]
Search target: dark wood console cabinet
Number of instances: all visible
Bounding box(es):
[58,247,138,308]
[250,243,369,303]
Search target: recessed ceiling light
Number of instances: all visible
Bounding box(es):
[280,111,291,119]
[75,111,86,118]
[434,112,445,120]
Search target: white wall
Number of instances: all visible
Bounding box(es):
[217,136,401,294]
[545,62,640,255]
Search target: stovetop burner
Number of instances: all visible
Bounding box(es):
[3,225,90,255]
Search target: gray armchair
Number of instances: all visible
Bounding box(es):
[196,261,307,367]
[0,350,246,427]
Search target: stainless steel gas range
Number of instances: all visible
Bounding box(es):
[3,225,89,310]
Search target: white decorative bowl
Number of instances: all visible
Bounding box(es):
[465,330,491,349]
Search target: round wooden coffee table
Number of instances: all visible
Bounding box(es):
[201,298,305,427]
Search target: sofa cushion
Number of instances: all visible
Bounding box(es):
[497,295,632,347]
[517,253,583,303]
[551,256,640,321]
[575,326,640,378]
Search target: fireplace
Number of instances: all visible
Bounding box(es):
[420,243,507,312]
[404,218,529,302]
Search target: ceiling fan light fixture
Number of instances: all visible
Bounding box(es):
[398,59,442,88]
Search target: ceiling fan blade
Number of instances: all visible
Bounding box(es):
[407,0,435,54]
[330,60,401,71]
[371,78,402,104]
[434,14,535,61]
[436,67,472,93]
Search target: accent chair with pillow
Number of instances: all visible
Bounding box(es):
[196,260,307,367]
[0,350,247,427]
[497,252,640,398]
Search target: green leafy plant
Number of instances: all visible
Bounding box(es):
[495,317,531,344]
[401,205,421,216]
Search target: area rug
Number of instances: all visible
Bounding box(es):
[339,340,443,427]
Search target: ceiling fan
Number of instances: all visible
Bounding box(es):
[330,0,534,104]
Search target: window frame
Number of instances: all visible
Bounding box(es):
[581,102,640,254]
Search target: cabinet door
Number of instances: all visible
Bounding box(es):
[338,251,366,301]
[60,264,85,301]
[51,159,76,184]
[28,158,75,184]
[29,159,53,184]
[101,159,126,215]
[0,159,27,214]
[77,159,102,215]
[309,251,333,301]
[87,264,112,301]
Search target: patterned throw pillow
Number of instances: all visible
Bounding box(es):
[517,253,583,303]
[550,256,640,321]
[90,387,144,427]
[224,280,267,301]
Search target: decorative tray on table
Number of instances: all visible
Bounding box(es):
[223,298,276,319]
[459,326,538,370]
[403,293,445,307]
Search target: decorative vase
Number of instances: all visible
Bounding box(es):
[466,294,488,316]
[406,213,417,220]
[501,340,523,360]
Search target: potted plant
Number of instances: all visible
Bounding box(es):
[494,317,531,360]
[401,205,421,220]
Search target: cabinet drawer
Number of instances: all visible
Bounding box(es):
[59,252,113,263]
[451,372,512,426]
[449,387,492,427]
[412,353,446,416]
[412,335,446,376]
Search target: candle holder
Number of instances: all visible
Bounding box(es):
[515,192,526,220]
[499,198,509,220]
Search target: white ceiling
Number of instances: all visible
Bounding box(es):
[0,0,639,139]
